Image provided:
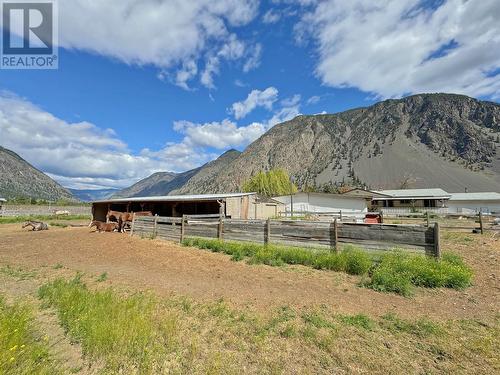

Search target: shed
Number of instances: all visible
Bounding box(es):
[91,193,284,222]
[448,192,500,214]
[273,192,370,218]
[372,188,451,212]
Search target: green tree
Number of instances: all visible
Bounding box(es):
[242,169,298,197]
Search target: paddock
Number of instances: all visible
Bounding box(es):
[91,193,284,222]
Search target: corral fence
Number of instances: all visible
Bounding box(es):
[0,204,91,217]
[382,211,500,234]
[131,214,441,257]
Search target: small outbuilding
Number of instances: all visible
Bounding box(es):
[448,192,500,214]
[273,192,371,218]
[91,193,284,222]
[371,189,451,213]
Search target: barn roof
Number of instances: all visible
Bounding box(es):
[449,192,500,201]
[373,188,451,200]
[92,192,256,204]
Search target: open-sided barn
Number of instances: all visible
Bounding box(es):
[91,193,284,222]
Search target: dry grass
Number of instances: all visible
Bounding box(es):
[36,275,499,374]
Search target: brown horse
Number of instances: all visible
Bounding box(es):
[90,221,118,233]
[106,210,153,232]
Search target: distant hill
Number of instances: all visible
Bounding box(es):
[113,149,241,197]
[0,146,76,201]
[69,188,119,202]
[116,93,500,196]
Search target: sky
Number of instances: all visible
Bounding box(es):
[0,0,499,190]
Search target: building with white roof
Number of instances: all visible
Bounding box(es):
[448,192,500,214]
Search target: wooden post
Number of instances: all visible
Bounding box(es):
[433,222,441,258]
[339,210,343,221]
[218,213,224,240]
[426,211,430,228]
[380,211,384,224]
[130,213,136,237]
[180,214,186,243]
[479,212,484,235]
[330,219,339,252]
[153,214,158,238]
[264,218,271,245]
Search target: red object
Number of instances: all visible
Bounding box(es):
[364,213,381,224]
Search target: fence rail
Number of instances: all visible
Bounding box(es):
[132,214,441,257]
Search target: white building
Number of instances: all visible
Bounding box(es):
[448,192,500,214]
[273,192,370,218]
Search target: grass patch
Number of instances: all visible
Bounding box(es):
[0,296,60,374]
[182,238,473,296]
[364,251,473,297]
[0,214,90,224]
[36,277,498,374]
[96,272,108,282]
[0,265,37,280]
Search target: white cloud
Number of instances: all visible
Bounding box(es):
[243,43,263,72]
[297,0,500,98]
[46,1,260,90]
[230,87,279,119]
[174,119,266,149]
[307,95,320,105]
[262,9,281,24]
[0,93,211,189]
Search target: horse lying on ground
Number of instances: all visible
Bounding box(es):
[89,221,119,233]
[22,221,48,231]
[106,210,153,232]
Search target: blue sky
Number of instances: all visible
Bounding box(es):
[1,0,499,189]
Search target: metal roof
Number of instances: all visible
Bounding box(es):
[373,188,451,199]
[0,198,6,202]
[449,192,500,201]
[92,192,256,204]
[340,188,391,199]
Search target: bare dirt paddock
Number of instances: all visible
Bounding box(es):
[1,223,499,321]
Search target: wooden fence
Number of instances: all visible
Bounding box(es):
[131,214,441,257]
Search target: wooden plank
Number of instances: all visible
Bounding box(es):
[180,215,186,243]
[265,218,270,244]
[479,212,484,235]
[331,219,338,252]
[130,213,136,236]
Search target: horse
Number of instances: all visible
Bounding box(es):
[22,221,48,231]
[106,210,153,232]
[89,221,119,233]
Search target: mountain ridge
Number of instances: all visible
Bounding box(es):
[114,93,500,197]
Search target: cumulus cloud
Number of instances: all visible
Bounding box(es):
[41,0,260,89]
[0,93,211,189]
[297,0,500,98]
[230,87,279,119]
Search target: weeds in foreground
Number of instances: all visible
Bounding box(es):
[0,296,60,374]
[0,265,37,280]
[182,238,473,296]
[37,277,498,374]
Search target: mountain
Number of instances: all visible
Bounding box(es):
[113,149,241,198]
[116,94,500,196]
[69,188,119,202]
[0,146,76,201]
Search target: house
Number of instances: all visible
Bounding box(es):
[371,189,451,213]
[448,192,500,214]
[91,193,284,221]
[272,192,371,218]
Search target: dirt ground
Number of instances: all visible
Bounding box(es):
[1,223,499,321]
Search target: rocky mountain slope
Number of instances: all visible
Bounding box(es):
[113,149,241,198]
[116,94,500,196]
[0,146,76,201]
